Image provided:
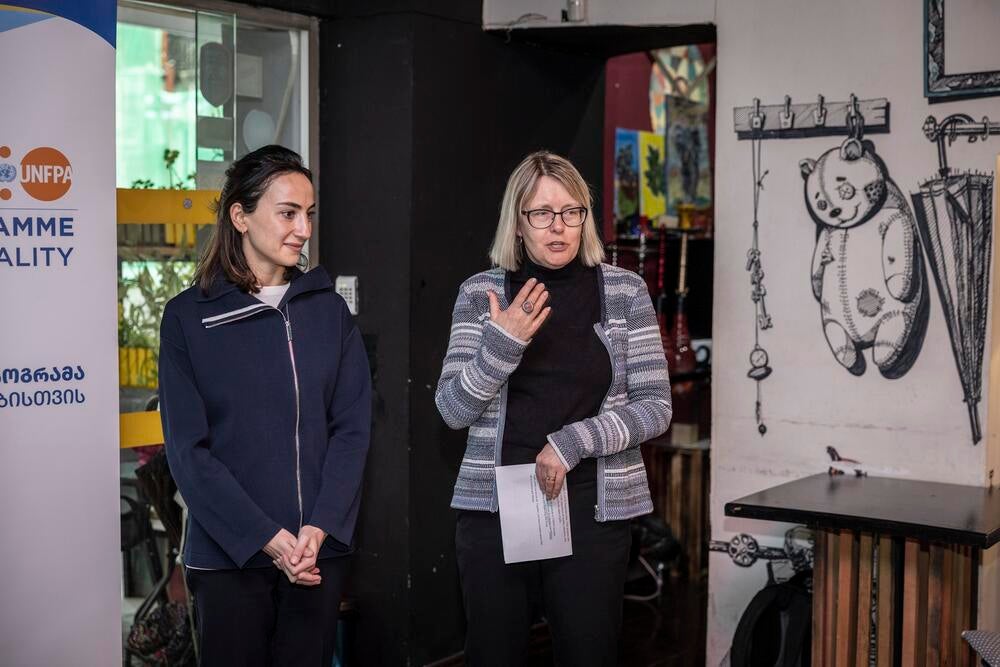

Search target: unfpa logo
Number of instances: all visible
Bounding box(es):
[0,145,73,202]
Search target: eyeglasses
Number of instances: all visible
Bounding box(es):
[521,206,588,229]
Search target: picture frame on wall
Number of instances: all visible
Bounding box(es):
[925,0,1000,99]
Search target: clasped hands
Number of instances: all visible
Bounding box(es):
[263,525,326,586]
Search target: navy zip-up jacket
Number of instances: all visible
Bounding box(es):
[159,266,371,569]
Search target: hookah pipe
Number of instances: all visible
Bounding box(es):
[656,229,673,354]
[672,232,697,376]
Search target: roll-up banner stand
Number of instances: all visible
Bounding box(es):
[0,2,120,664]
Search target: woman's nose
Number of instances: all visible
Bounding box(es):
[294,214,311,238]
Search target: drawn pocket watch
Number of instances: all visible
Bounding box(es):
[748,344,772,435]
[748,345,772,380]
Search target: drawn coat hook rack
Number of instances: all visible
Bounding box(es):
[734,94,890,140]
[922,113,1000,175]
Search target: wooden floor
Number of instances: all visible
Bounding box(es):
[526,576,708,666]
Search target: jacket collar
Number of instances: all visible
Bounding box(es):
[196,266,334,304]
[196,267,335,327]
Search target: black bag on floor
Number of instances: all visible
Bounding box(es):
[126,600,194,666]
[730,570,811,667]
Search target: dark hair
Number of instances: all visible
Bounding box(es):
[194,145,313,294]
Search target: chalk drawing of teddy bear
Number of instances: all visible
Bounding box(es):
[799,137,929,379]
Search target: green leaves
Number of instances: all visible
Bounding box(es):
[644,145,666,197]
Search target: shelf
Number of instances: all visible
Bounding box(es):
[645,436,710,452]
[670,366,711,383]
[611,230,714,242]
[117,246,199,260]
[120,410,164,449]
[117,188,218,226]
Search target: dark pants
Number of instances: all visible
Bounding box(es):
[184,556,349,667]
[456,479,632,667]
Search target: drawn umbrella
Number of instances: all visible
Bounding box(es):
[911,114,997,444]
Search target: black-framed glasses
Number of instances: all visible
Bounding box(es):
[521,206,588,229]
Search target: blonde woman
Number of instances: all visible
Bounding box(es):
[435,151,672,666]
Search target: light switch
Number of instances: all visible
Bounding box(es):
[335,275,359,315]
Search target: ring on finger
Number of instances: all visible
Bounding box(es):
[522,300,534,314]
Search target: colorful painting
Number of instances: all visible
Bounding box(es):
[650,45,712,132]
[648,45,714,219]
[613,128,639,232]
[639,130,666,221]
[666,97,712,216]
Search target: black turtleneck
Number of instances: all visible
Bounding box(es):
[502,255,611,484]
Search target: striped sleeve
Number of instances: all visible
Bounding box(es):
[435,281,527,429]
[546,280,672,468]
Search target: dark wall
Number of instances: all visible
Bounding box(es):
[317,13,415,665]
[407,16,606,665]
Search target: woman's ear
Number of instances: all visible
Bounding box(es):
[230,202,246,233]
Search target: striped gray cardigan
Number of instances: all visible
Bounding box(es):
[435,263,672,521]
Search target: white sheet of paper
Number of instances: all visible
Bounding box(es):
[494,464,572,564]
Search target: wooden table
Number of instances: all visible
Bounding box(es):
[725,474,1000,666]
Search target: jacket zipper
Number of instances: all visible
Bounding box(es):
[493,274,513,514]
[594,267,610,521]
[202,300,305,528]
[489,271,615,519]
[593,323,615,522]
[282,310,305,529]
[491,383,509,512]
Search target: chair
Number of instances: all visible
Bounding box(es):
[124,449,194,665]
[120,494,162,598]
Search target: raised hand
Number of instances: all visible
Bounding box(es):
[487,277,552,341]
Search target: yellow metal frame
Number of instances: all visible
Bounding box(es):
[120,411,164,449]
[116,188,218,225]
[117,188,219,448]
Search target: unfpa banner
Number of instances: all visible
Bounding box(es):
[0,2,120,665]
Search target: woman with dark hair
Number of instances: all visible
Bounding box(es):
[159,145,371,666]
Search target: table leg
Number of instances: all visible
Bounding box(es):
[940,545,954,666]
[876,534,895,667]
[835,530,858,666]
[856,532,874,664]
[824,529,838,666]
[813,530,827,667]
[927,544,944,664]
[902,538,922,665]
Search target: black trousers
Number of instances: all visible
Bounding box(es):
[456,478,632,667]
[184,556,349,667]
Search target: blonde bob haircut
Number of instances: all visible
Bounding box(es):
[489,151,606,271]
